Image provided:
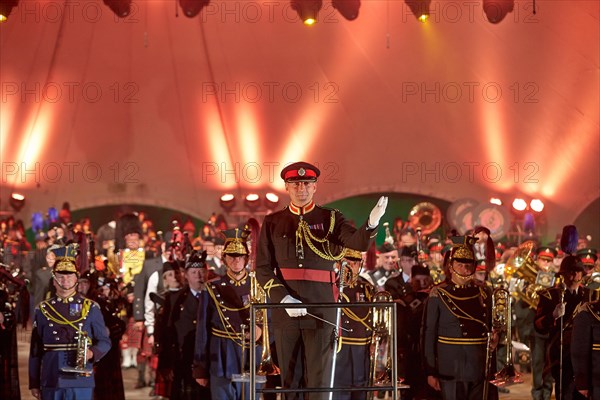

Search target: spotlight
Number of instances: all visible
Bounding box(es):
[332,0,360,21]
[103,0,132,18]
[220,194,236,212]
[0,0,18,22]
[9,193,25,212]
[512,198,527,212]
[483,0,514,24]
[404,0,431,23]
[489,197,502,206]
[530,199,544,213]
[265,192,280,210]
[291,0,323,25]
[179,0,210,18]
[244,193,261,211]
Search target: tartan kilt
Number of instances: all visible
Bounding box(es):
[120,317,143,349]
[138,331,154,359]
[154,367,173,397]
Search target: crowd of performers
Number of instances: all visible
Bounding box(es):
[1,163,600,400]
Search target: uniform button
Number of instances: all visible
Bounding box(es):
[299,264,303,268]
[452,307,457,311]
[53,331,57,334]
[463,332,467,336]
[483,313,486,317]
[459,324,464,328]
[193,320,197,324]
[56,337,60,341]
[49,323,53,327]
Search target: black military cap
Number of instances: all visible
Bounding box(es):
[280,162,320,182]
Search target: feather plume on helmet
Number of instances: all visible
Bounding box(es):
[558,225,585,276]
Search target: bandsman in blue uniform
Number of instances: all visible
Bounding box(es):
[194,226,265,399]
[333,248,373,400]
[571,299,600,399]
[256,162,386,400]
[422,231,498,400]
[28,244,111,400]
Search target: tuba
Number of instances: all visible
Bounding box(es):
[505,241,554,309]
[408,202,442,235]
[61,323,93,376]
[249,271,280,377]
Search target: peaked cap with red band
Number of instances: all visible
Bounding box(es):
[281,162,320,182]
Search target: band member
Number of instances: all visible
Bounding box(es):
[0,282,20,399]
[370,243,400,290]
[28,244,111,400]
[422,231,497,400]
[525,245,557,400]
[92,276,126,400]
[535,254,589,400]
[156,250,210,399]
[333,248,373,400]
[256,161,386,399]
[578,248,599,292]
[571,299,600,399]
[194,227,265,399]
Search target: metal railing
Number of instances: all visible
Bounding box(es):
[248,301,402,400]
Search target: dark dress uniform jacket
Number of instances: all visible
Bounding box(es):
[535,285,591,400]
[423,280,492,382]
[194,275,263,380]
[256,204,377,326]
[334,276,373,394]
[157,286,204,399]
[571,301,600,399]
[29,293,111,390]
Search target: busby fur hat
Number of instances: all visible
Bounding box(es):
[115,213,142,250]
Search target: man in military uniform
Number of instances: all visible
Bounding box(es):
[422,233,497,400]
[578,248,599,292]
[256,161,386,400]
[156,250,210,399]
[571,299,600,399]
[28,244,111,400]
[333,248,373,400]
[535,254,590,400]
[194,227,265,399]
[370,242,400,290]
[525,245,557,400]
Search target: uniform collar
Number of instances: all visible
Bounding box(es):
[227,269,248,286]
[56,291,78,304]
[289,201,315,216]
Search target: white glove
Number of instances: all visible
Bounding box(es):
[553,302,566,319]
[281,295,307,318]
[368,196,389,228]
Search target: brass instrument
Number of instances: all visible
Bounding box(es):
[408,202,442,235]
[488,284,523,389]
[505,241,554,309]
[249,271,280,377]
[368,291,396,398]
[61,323,93,376]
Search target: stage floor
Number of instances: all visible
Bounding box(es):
[16,327,549,399]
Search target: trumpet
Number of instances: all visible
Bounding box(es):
[61,323,93,376]
[249,271,280,376]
